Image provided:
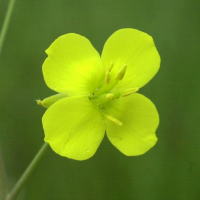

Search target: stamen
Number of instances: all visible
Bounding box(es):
[92,63,128,98]
[115,64,127,80]
[121,87,139,97]
[106,93,115,100]
[105,114,123,126]
[105,62,114,84]
[105,71,110,84]
[107,62,114,72]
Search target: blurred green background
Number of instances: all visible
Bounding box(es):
[0,0,200,199]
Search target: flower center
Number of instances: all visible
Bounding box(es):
[91,63,127,98]
[89,63,139,126]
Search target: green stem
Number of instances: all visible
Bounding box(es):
[0,0,17,56]
[0,0,17,198]
[6,143,49,200]
[0,144,9,200]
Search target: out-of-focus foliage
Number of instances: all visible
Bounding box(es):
[0,0,200,199]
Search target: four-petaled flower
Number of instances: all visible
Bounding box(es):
[38,28,161,161]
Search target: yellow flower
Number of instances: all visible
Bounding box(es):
[40,28,160,160]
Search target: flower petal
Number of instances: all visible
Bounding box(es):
[105,93,159,156]
[101,28,160,91]
[43,33,104,96]
[42,96,105,160]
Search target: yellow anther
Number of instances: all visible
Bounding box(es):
[121,87,139,97]
[115,64,127,80]
[105,62,114,84]
[106,93,115,100]
[36,100,43,106]
[105,115,122,126]
[105,71,110,84]
[107,62,114,72]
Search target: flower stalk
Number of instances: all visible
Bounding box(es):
[0,0,17,56]
[0,0,17,199]
[6,143,49,200]
[0,144,9,200]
